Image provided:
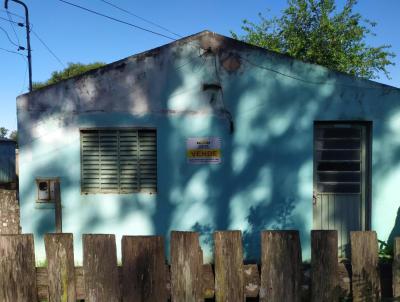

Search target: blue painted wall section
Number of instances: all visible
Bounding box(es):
[16,31,400,261]
[0,139,16,184]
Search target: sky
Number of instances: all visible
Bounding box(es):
[0,0,399,132]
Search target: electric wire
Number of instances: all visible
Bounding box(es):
[6,10,20,46]
[0,24,19,47]
[0,10,32,31]
[31,29,65,68]
[98,0,182,38]
[56,0,176,40]
[0,46,24,56]
[0,15,21,25]
[20,58,28,93]
[239,55,398,91]
[0,9,24,20]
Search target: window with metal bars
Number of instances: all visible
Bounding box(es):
[80,128,157,194]
[314,124,362,194]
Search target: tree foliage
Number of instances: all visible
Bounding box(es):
[0,127,17,143]
[33,62,106,90]
[0,127,8,138]
[231,0,395,79]
[9,130,17,142]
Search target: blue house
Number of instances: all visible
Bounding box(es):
[16,31,400,261]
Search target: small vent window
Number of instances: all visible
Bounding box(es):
[315,125,362,194]
[80,129,157,194]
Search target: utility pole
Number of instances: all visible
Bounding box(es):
[4,0,32,92]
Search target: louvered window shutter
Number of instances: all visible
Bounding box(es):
[138,130,157,192]
[315,126,361,193]
[81,129,157,194]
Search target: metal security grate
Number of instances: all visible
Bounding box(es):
[315,126,362,194]
[81,129,157,194]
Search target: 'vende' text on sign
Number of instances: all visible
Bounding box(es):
[187,137,221,164]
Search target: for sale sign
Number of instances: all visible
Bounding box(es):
[187,137,221,164]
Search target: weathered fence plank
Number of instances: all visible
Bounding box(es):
[44,233,76,302]
[121,236,167,302]
[244,264,260,298]
[311,230,339,302]
[394,237,400,299]
[350,231,381,302]
[260,230,302,302]
[3,230,396,301]
[83,234,120,302]
[0,234,37,302]
[74,267,85,300]
[214,231,245,302]
[37,262,258,300]
[338,260,351,298]
[37,267,49,300]
[54,182,62,233]
[202,263,215,298]
[170,231,203,302]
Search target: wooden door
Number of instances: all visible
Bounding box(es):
[313,122,371,257]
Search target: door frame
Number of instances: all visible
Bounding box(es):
[313,120,372,231]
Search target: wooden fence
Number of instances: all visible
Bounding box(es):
[0,230,399,302]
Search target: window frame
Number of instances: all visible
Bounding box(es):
[79,127,157,195]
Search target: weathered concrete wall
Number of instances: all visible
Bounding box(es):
[16,31,400,261]
[0,189,21,234]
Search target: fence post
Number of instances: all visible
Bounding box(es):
[311,230,339,302]
[170,231,203,302]
[350,231,381,302]
[83,234,120,302]
[260,230,302,302]
[214,231,244,302]
[394,237,400,299]
[44,233,76,302]
[0,234,37,302]
[121,236,167,302]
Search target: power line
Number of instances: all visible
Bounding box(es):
[6,10,21,46]
[2,10,65,69]
[98,0,182,38]
[0,9,24,20]
[56,0,176,40]
[20,58,28,93]
[31,29,65,68]
[0,24,19,47]
[0,46,24,56]
[0,12,33,31]
[0,15,22,26]
[239,56,399,91]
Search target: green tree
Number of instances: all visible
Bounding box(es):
[33,62,106,90]
[231,0,395,79]
[0,128,17,144]
[9,130,17,142]
[0,127,8,138]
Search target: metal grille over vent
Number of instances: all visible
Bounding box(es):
[315,126,361,194]
[80,129,157,194]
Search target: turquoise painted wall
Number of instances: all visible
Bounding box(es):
[17,32,400,262]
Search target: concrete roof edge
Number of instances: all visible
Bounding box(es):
[17,29,400,97]
[17,30,213,98]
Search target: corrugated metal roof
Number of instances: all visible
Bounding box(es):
[0,141,16,183]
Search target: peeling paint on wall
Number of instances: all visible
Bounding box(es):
[16,31,400,262]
